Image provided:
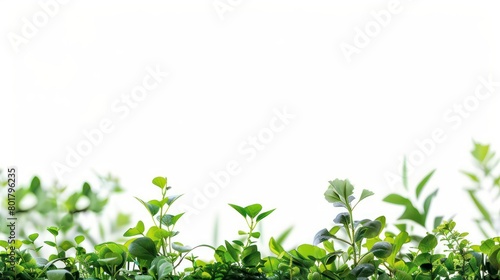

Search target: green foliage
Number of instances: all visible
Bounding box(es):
[2,141,500,279]
[0,172,130,247]
[461,141,500,238]
[383,159,443,242]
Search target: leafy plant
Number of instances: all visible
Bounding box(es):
[461,141,500,238]
[0,172,130,248]
[383,159,443,242]
[185,203,274,280]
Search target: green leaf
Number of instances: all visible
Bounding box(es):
[359,189,374,202]
[135,197,160,216]
[224,240,240,262]
[275,226,293,245]
[30,176,41,192]
[47,226,59,237]
[158,213,184,227]
[387,231,409,266]
[82,182,91,195]
[467,190,493,227]
[383,194,425,227]
[313,228,335,245]
[325,179,355,208]
[172,242,192,253]
[44,241,57,247]
[229,204,247,218]
[128,237,157,260]
[360,220,382,239]
[152,177,167,189]
[124,220,145,237]
[74,235,85,245]
[472,142,490,162]
[256,208,275,222]
[166,194,183,206]
[423,189,438,219]
[402,158,408,190]
[297,244,326,260]
[480,239,495,254]
[371,241,393,258]
[461,171,480,183]
[60,241,74,251]
[241,245,261,267]
[418,234,438,253]
[269,237,285,256]
[150,256,174,279]
[333,212,350,226]
[245,204,263,218]
[415,170,435,199]
[46,269,75,280]
[28,233,39,242]
[350,263,375,278]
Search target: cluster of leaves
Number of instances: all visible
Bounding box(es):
[461,142,500,238]
[1,176,500,279]
[0,172,130,247]
[1,142,500,279]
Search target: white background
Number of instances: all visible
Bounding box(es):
[1,1,500,259]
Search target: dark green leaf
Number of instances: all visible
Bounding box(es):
[350,263,375,278]
[371,241,392,258]
[314,228,335,245]
[241,245,261,267]
[129,237,157,260]
[30,176,41,192]
[333,212,350,226]
[224,240,240,262]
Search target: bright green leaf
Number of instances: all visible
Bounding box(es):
[152,177,167,189]
[245,204,263,218]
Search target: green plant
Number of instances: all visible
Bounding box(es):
[461,141,500,238]
[383,159,443,242]
[0,172,130,247]
[185,203,274,280]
